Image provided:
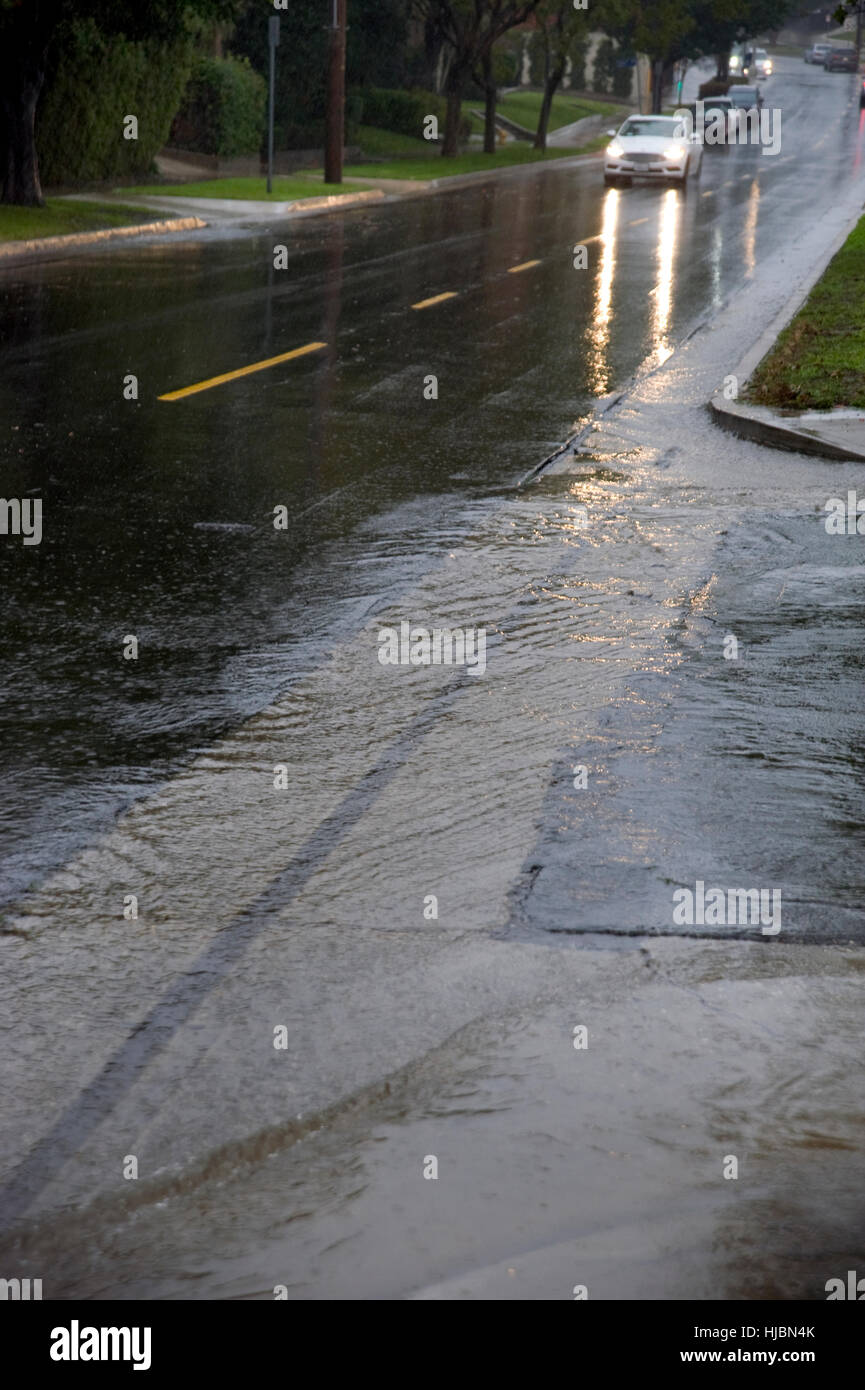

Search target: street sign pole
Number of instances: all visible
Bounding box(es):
[267,15,280,195]
[325,0,347,184]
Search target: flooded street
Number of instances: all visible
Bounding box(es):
[1,57,864,1299]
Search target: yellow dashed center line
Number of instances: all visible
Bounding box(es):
[159,342,327,401]
[701,189,714,197]
[508,259,541,274]
[411,291,459,310]
[628,217,649,226]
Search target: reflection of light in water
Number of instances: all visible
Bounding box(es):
[586,188,619,395]
[743,179,760,276]
[651,189,679,364]
[710,223,723,311]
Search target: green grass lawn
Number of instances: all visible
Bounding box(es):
[0,198,155,243]
[748,214,865,410]
[340,137,606,182]
[467,91,621,134]
[767,43,805,57]
[118,130,609,204]
[119,176,369,201]
[356,125,434,158]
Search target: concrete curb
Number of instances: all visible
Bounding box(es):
[708,397,865,463]
[708,207,865,462]
[0,215,208,265]
[111,189,387,221]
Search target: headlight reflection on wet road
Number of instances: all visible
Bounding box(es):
[650,187,680,365]
[587,186,620,395]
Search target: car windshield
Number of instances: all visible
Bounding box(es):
[619,118,680,138]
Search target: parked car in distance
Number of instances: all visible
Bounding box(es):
[703,96,734,121]
[603,114,703,188]
[729,85,764,110]
[804,42,831,64]
[824,48,858,72]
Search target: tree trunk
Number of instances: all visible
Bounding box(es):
[1,73,45,207]
[651,59,664,114]
[716,51,729,81]
[442,75,465,156]
[482,50,497,154]
[534,63,565,151]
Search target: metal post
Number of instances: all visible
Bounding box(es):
[325,0,347,185]
[267,16,280,195]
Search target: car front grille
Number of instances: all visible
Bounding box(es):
[628,152,662,164]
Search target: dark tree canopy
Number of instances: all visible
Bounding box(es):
[0,0,239,203]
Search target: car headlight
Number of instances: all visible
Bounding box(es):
[730,55,740,69]
[664,144,686,160]
[765,62,773,73]
[607,141,624,158]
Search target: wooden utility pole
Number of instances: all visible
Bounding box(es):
[324,0,347,184]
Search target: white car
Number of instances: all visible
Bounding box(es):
[746,47,773,79]
[603,115,703,188]
[805,42,831,64]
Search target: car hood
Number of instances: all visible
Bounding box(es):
[614,135,685,154]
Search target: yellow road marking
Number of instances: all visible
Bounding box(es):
[159,342,327,401]
[508,259,541,274]
[628,217,649,226]
[701,189,714,197]
[411,291,458,310]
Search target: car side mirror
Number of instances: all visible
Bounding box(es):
[606,129,617,137]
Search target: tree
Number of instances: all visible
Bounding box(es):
[684,0,796,81]
[415,0,542,156]
[473,42,518,153]
[0,0,239,206]
[625,0,695,111]
[531,1,592,150]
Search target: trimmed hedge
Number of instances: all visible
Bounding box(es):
[358,88,470,142]
[698,75,750,98]
[37,19,194,185]
[171,55,266,158]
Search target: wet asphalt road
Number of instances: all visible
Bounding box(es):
[2,56,864,902]
[1,57,865,1298]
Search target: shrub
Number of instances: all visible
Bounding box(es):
[170,55,267,157]
[37,18,194,185]
[698,74,751,100]
[359,87,470,142]
[698,79,730,98]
